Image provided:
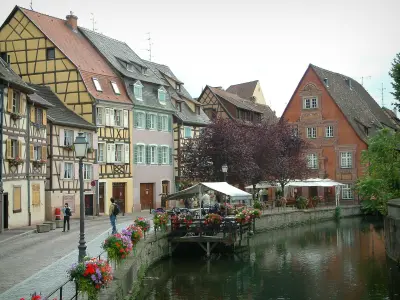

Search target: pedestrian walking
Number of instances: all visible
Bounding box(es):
[109,198,120,234]
[62,203,71,232]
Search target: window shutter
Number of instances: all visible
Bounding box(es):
[42,146,47,161]
[133,144,138,164]
[30,144,34,160]
[59,162,64,179]
[105,108,110,126]
[93,164,99,180]
[146,113,150,129]
[42,110,47,125]
[32,184,40,206]
[93,134,98,150]
[158,146,162,165]
[146,145,150,164]
[169,147,173,165]
[30,106,35,123]
[6,139,12,159]
[74,163,79,179]
[157,115,162,131]
[134,111,138,128]
[168,115,172,132]
[124,144,129,164]
[110,109,115,126]
[20,94,25,115]
[18,140,22,158]
[110,144,116,163]
[123,110,129,128]
[106,144,111,163]
[7,88,12,112]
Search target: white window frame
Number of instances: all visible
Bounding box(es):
[303,98,311,109]
[311,98,318,108]
[158,87,166,104]
[307,154,318,169]
[134,81,143,101]
[161,145,169,164]
[114,109,123,127]
[325,126,334,138]
[184,126,192,138]
[342,184,354,199]
[12,91,20,113]
[115,143,124,163]
[34,145,41,161]
[10,139,18,158]
[136,111,145,129]
[83,164,92,180]
[340,152,352,169]
[82,132,92,148]
[149,113,157,130]
[160,114,168,131]
[64,162,73,180]
[96,107,105,126]
[306,127,316,139]
[93,78,102,92]
[64,130,74,146]
[137,143,145,164]
[98,142,105,163]
[149,144,157,164]
[111,81,120,95]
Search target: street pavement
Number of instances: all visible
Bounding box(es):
[0,212,153,300]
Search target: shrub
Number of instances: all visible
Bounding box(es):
[253,201,262,210]
[296,196,308,209]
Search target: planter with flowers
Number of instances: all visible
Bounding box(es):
[10,111,22,121]
[248,209,261,220]
[235,209,251,225]
[204,213,222,235]
[134,217,150,236]
[221,202,234,215]
[33,159,47,168]
[101,233,133,265]
[63,144,75,152]
[8,156,23,167]
[87,147,94,154]
[153,212,168,231]
[180,213,194,229]
[124,224,143,247]
[68,257,113,300]
[20,293,57,300]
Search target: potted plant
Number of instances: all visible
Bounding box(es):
[68,257,113,300]
[101,233,133,265]
[296,196,309,209]
[8,156,23,167]
[153,212,169,231]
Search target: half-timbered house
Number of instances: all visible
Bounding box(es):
[28,84,98,219]
[81,28,175,211]
[144,61,210,191]
[197,86,276,123]
[1,58,52,229]
[0,7,133,215]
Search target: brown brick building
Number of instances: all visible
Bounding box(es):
[282,64,395,202]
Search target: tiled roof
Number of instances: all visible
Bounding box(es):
[0,58,33,93]
[382,107,400,128]
[226,80,258,100]
[28,84,96,130]
[19,7,131,104]
[175,101,210,126]
[311,64,396,141]
[27,92,53,108]
[79,28,165,86]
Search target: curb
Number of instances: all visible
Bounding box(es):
[0,229,37,245]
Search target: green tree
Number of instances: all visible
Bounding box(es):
[356,128,400,215]
[389,53,400,110]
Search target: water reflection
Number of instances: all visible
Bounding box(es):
[139,218,400,300]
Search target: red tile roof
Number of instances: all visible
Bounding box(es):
[226,80,258,100]
[20,8,131,104]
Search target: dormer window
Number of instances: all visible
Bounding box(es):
[46,48,55,60]
[196,105,200,115]
[176,84,181,92]
[303,97,318,109]
[93,78,102,92]
[134,81,143,100]
[158,87,166,104]
[142,67,148,75]
[177,102,182,112]
[111,81,120,95]
[323,78,329,87]
[345,78,353,90]
[126,63,134,72]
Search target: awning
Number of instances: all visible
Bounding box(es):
[245,182,278,190]
[166,182,252,201]
[286,178,346,187]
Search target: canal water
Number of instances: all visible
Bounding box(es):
[138,218,400,300]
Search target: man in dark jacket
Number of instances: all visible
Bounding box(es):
[63,203,71,232]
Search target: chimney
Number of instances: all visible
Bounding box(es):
[66,11,78,31]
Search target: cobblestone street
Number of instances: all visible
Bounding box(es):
[0,213,152,299]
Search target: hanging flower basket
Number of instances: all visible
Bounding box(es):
[8,157,23,167]
[87,147,95,154]
[33,159,47,167]
[10,112,22,120]
[124,225,143,247]
[63,145,75,152]
[101,233,133,265]
[235,209,251,225]
[68,257,113,300]
[134,217,150,234]
[153,212,168,231]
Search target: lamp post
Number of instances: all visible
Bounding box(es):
[222,163,228,182]
[74,132,88,262]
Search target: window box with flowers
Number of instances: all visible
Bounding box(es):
[87,147,94,154]
[63,144,75,152]
[8,156,23,167]
[33,159,47,168]
[10,112,22,121]
[33,122,46,130]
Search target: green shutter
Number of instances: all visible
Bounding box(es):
[158,145,162,165]
[134,111,138,127]
[157,115,162,131]
[146,113,150,129]
[169,147,173,165]
[168,115,172,132]
[146,145,150,164]
[133,145,138,164]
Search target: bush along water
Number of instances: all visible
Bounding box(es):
[334,206,342,221]
[296,196,308,209]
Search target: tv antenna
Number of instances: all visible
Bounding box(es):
[379,83,386,107]
[30,0,33,10]
[90,13,98,32]
[360,76,371,86]
[146,32,153,61]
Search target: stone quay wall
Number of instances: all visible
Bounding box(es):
[385,199,400,263]
[255,205,362,231]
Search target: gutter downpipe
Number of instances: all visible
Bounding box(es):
[0,83,4,233]
[27,101,32,226]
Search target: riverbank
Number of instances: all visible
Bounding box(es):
[385,199,400,263]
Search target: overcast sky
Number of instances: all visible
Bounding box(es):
[2,0,400,116]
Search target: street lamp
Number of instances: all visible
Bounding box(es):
[74,132,88,262]
[222,163,228,182]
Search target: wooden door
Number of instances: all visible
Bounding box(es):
[3,193,8,229]
[85,195,93,216]
[140,183,154,210]
[112,183,126,214]
[99,182,105,213]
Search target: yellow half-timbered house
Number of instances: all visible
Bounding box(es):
[0,7,133,215]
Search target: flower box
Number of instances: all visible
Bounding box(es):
[87,147,95,154]
[33,160,47,167]
[63,145,75,152]
[10,112,22,120]
[8,157,23,167]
